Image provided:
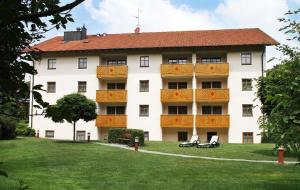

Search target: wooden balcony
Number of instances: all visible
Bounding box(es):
[161,115,193,128]
[96,90,127,103]
[195,63,229,78]
[161,89,193,103]
[196,89,229,102]
[96,115,127,128]
[97,65,128,79]
[196,115,230,128]
[161,64,193,78]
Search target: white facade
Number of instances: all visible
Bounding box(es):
[30,49,265,143]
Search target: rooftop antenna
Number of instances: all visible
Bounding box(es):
[134,8,142,34]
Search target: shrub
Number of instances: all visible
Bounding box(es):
[0,116,16,140]
[15,121,35,137]
[108,128,144,146]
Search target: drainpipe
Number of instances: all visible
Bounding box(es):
[192,53,197,135]
[30,61,35,128]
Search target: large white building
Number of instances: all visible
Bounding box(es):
[30,27,278,143]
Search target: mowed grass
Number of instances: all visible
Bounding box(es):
[0,138,299,190]
[142,141,299,161]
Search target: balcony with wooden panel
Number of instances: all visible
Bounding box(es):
[195,63,229,78]
[161,64,194,78]
[161,89,193,103]
[96,90,127,103]
[97,65,128,79]
[96,115,127,128]
[196,89,229,102]
[196,115,230,128]
[161,115,193,128]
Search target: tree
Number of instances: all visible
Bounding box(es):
[45,93,97,142]
[0,0,84,116]
[257,9,300,158]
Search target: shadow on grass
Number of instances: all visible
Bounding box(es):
[251,149,300,159]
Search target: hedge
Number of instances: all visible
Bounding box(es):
[15,120,35,137]
[108,128,144,146]
[0,116,16,140]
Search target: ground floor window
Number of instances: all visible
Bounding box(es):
[144,131,149,141]
[207,132,217,142]
[177,131,188,142]
[243,132,253,144]
[76,131,86,141]
[45,130,54,138]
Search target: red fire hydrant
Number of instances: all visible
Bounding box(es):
[36,130,39,138]
[87,132,91,143]
[134,137,139,151]
[278,146,284,165]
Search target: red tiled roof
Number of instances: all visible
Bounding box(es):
[32,28,278,52]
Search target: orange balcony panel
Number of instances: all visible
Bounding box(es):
[97,65,128,79]
[196,89,229,102]
[161,89,193,103]
[195,63,229,78]
[196,115,230,128]
[96,90,127,103]
[161,115,193,128]
[96,115,127,128]
[161,64,193,78]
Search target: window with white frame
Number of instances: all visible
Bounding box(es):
[201,57,221,63]
[144,131,149,141]
[48,59,56,69]
[242,104,253,117]
[168,82,187,89]
[140,56,149,67]
[242,79,252,91]
[45,130,54,138]
[78,58,87,69]
[106,106,125,115]
[47,82,56,93]
[78,81,87,93]
[243,132,253,144]
[202,106,222,115]
[168,106,188,115]
[107,59,126,65]
[140,80,149,92]
[139,105,149,116]
[241,52,252,65]
[107,83,125,90]
[202,81,222,89]
[168,58,188,64]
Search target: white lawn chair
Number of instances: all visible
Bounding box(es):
[197,135,219,148]
[179,135,199,147]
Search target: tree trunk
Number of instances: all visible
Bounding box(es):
[73,122,76,142]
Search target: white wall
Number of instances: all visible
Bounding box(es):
[227,51,264,143]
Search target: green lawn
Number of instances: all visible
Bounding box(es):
[0,138,299,190]
[142,141,299,161]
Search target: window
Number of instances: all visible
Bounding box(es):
[202,81,222,89]
[168,106,188,115]
[107,59,126,65]
[178,132,188,141]
[243,132,253,144]
[168,58,187,64]
[201,57,221,63]
[107,106,125,115]
[47,82,56,93]
[144,132,149,141]
[45,130,54,138]
[242,79,252,91]
[78,58,87,69]
[140,56,149,67]
[243,104,253,117]
[202,106,222,115]
[76,131,86,141]
[168,82,187,89]
[139,105,149,116]
[107,83,125,90]
[78,81,87,93]
[241,52,252,65]
[140,80,149,92]
[48,59,56,69]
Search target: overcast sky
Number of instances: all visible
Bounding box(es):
[43,0,300,68]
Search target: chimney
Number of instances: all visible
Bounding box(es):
[134,27,140,34]
[64,25,87,41]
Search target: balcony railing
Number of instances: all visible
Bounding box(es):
[97,65,128,79]
[196,115,230,128]
[96,115,127,128]
[195,63,229,78]
[196,89,229,102]
[161,64,193,78]
[96,90,127,103]
[161,89,193,103]
[161,115,193,128]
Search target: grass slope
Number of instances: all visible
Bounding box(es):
[0,138,299,190]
